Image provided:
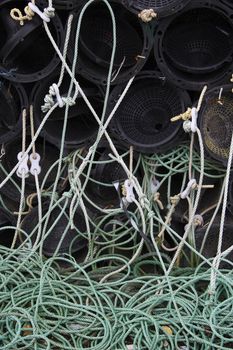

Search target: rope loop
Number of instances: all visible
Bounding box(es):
[180,179,197,199]
[42,84,76,113]
[154,192,164,210]
[170,195,180,206]
[10,6,35,26]
[10,1,55,26]
[28,2,55,23]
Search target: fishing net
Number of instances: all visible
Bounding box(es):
[0,1,233,349]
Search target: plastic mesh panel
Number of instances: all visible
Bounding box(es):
[200,92,233,163]
[155,7,233,90]
[111,77,189,152]
[135,0,180,7]
[125,0,191,16]
[80,7,142,68]
[164,24,231,73]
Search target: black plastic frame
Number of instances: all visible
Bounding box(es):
[122,0,191,18]
[30,72,104,149]
[198,84,233,166]
[154,0,233,91]
[68,0,153,85]
[0,80,28,144]
[108,71,191,153]
[0,0,64,83]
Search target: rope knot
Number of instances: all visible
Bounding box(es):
[147,210,155,220]
[183,120,192,133]
[62,97,76,107]
[153,192,164,210]
[138,9,157,23]
[170,107,192,123]
[41,94,55,113]
[24,5,34,19]
[180,179,197,199]
[43,6,55,19]
[193,214,204,227]
[139,193,149,208]
[28,2,55,22]
[183,107,198,133]
[170,195,180,206]
[185,214,204,232]
[42,84,76,113]
[10,5,35,26]
[62,191,72,199]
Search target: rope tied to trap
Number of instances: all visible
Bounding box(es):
[138,9,157,23]
[10,0,55,26]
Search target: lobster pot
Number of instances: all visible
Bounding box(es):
[198,85,233,166]
[31,73,103,149]
[69,0,151,85]
[84,147,140,211]
[0,0,63,82]
[108,72,191,153]
[154,0,233,90]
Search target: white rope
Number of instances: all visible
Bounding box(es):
[167,128,205,274]
[12,112,28,249]
[209,133,233,295]
[28,2,55,22]
[32,172,42,251]
[180,179,197,199]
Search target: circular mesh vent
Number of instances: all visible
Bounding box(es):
[109,73,191,153]
[80,14,142,69]
[123,0,191,17]
[164,23,231,74]
[70,1,149,84]
[199,87,233,164]
[155,5,233,90]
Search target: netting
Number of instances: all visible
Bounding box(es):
[199,86,233,164]
[123,0,191,18]
[1,1,233,349]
